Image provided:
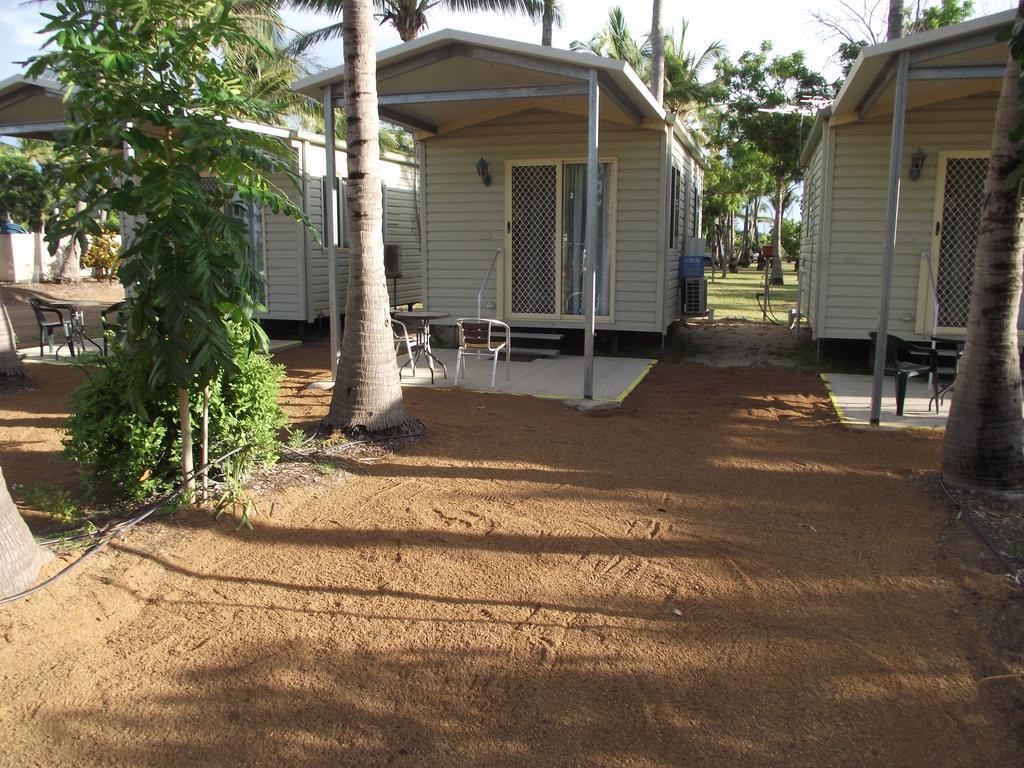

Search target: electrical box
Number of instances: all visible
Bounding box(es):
[384,244,402,278]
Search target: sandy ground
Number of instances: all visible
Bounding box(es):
[1,343,1022,767]
[3,281,125,350]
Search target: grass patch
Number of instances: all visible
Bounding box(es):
[17,484,87,524]
[706,266,799,321]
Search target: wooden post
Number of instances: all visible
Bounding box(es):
[323,86,340,380]
[870,51,910,425]
[583,70,600,400]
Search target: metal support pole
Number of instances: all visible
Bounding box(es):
[869,51,910,425]
[323,86,340,380]
[583,70,600,400]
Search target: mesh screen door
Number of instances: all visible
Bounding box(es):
[509,164,558,315]
[935,156,988,329]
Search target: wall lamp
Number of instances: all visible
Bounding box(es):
[909,147,927,181]
[476,157,492,187]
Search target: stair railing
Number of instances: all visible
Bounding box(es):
[478,248,502,318]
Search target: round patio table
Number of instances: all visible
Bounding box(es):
[392,310,450,383]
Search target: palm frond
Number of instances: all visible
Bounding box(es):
[287,20,345,56]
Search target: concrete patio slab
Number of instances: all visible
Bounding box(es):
[821,372,950,430]
[400,349,655,403]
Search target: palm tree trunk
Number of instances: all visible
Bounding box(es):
[887,0,904,40]
[771,176,785,285]
[649,0,664,105]
[0,288,25,380]
[942,54,1024,491]
[542,0,554,46]
[0,466,45,599]
[328,0,416,434]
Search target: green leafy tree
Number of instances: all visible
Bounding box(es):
[28,0,307,496]
[715,44,829,284]
[941,2,1023,490]
[0,151,46,232]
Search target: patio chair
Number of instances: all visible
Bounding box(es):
[392,318,418,378]
[100,300,128,357]
[454,318,511,388]
[28,297,76,359]
[869,332,934,416]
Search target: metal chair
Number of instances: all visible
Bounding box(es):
[454,318,511,388]
[869,332,934,416]
[392,318,418,378]
[28,297,76,359]
[100,300,128,356]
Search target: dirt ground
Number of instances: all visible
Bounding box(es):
[3,280,125,350]
[1,343,1023,767]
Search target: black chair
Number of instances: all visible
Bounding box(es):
[869,332,934,416]
[100,300,128,356]
[28,297,76,359]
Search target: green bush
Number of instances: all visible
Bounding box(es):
[64,331,287,501]
[82,230,121,279]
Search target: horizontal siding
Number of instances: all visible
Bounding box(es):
[798,134,825,335]
[822,95,996,339]
[260,169,305,321]
[306,147,422,321]
[423,110,677,332]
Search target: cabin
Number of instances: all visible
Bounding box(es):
[295,30,708,349]
[798,10,1018,346]
[0,75,422,325]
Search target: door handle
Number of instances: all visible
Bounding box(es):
[507,221,511,234]
[935,221,941,236]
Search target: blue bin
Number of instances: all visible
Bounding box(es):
[679,254,704,279]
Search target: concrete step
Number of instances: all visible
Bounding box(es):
[511,346,560,358]
[510,331,564,342]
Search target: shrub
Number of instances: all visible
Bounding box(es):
[81,230,121,280]
[64,331,287,501]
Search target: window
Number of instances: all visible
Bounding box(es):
[669,164,682,249]
[690,182,700,238]
[325,177,387,249]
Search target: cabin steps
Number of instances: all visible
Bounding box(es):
[510,330,563,359]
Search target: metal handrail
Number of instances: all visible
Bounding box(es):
[478,248,502,318]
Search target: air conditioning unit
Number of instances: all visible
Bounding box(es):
[682,277,707,315]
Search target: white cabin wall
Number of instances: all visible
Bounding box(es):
[821,94,996,340]
[421,110,669,332]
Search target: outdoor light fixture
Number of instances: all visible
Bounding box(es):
[476,157,492,187]
[909,147,927,181]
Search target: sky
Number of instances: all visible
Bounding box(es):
[1,0,1014,86]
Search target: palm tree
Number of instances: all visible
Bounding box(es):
[0,289,25,381]
[0,465,44,599]
[290,0,544,51]
[649,0,664,105]
[941,52,1024,491]
[661,20,725,118]
[571,7,649,79]
[326,0,417,434]
[540,0,562,46]
[887,0,904,40]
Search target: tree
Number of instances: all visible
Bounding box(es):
[662,20,725,119]
[715,45,829,285]
[887,0,904,40]
[326,0,418,435]
[812,0,974,78]
[290,0,544,50]
[0,151,46,232]
[29,0,307,496]
[0,466,45,600]
[571,7,649,78]
[540,0,561,46]
[941,27,1024,490]
[650,0,664,105]
[0,289,25,381]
